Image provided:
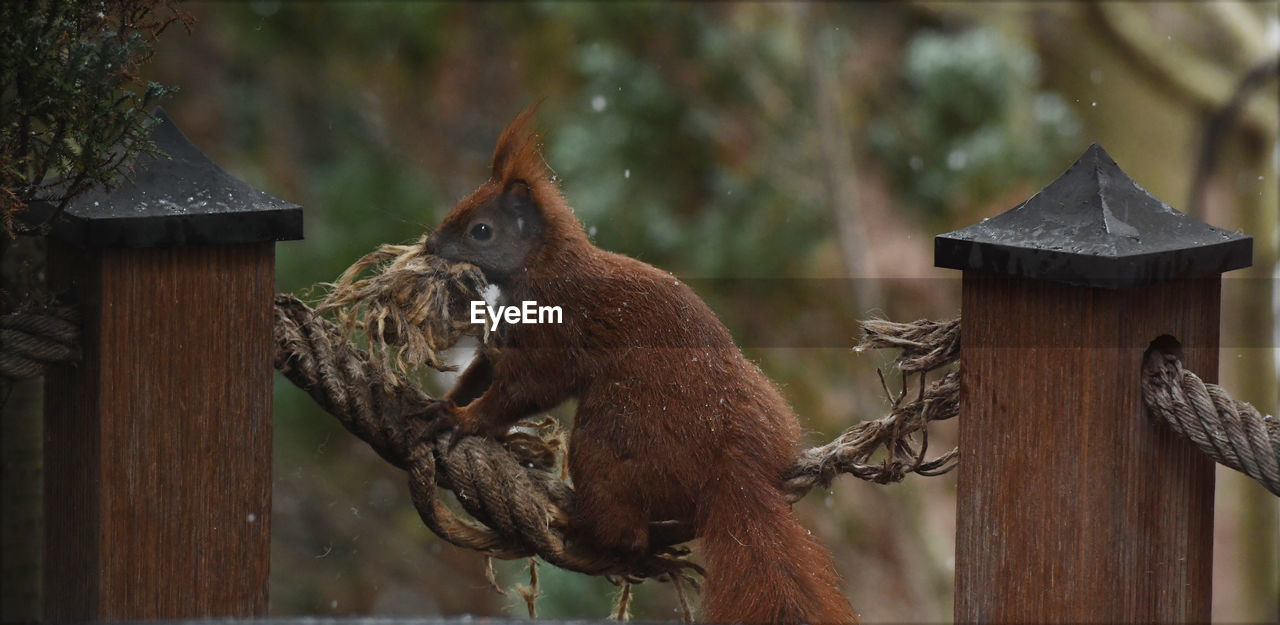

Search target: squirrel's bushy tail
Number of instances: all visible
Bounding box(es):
[700,476,857,624]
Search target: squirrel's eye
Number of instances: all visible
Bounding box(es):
[469,223,493,241]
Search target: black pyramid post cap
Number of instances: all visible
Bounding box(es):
[40,108,302,248]
[934,144,1252,289]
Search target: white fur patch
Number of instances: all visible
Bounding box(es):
[482,283,503,309]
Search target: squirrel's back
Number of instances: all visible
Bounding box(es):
[530,249,855,623]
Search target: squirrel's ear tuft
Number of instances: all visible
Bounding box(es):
[491,101,548,188]
[504,179,533,201]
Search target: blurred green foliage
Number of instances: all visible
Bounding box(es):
[545,10,824,278]
[869,27,1080,222]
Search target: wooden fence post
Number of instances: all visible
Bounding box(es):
[936,144,1252,622]
[41,110,302,620]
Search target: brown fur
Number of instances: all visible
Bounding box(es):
[425,105,857,624]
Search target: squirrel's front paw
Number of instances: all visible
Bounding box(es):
[419,398,459,440]
[419,401,507,452]
[425,401,484,452]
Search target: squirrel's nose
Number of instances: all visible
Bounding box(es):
[422,233,438,255]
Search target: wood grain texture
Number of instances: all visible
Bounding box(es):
[954,273,1216,623]
[44,241,273,620]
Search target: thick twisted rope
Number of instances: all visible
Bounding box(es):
[1142,348,1280,497]
[275,294,703,588]
[273,294,961,602]
[1,303,79,381]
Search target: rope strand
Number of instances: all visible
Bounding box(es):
[0,302,79,381]
[1142,349,1280,496]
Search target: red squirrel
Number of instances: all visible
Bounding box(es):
[423,106,857,624]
